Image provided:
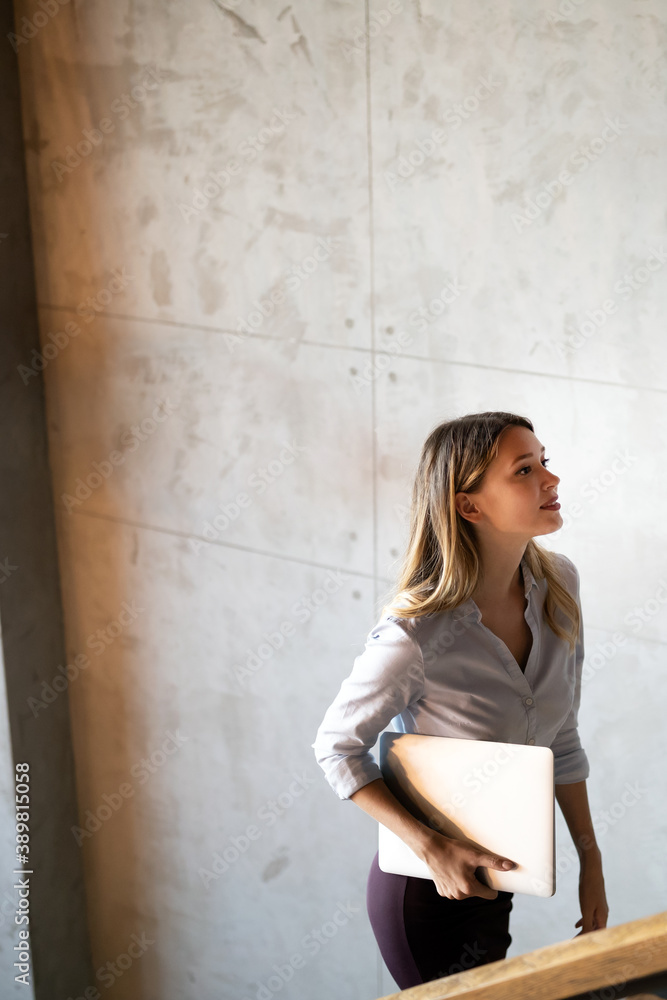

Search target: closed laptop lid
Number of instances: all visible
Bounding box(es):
[377,731,555,898]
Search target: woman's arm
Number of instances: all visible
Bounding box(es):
[555,779,600,861]
[555,779,609,933]
[351,777,519,900]
[312,619,425,800]
[350,777,435,856]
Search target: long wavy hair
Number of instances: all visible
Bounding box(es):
[380,411,580,653]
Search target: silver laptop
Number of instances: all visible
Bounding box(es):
[377,731,556,897]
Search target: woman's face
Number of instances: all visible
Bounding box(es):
[457,424,562,539]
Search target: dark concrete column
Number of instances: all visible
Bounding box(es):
[0,1,94,996]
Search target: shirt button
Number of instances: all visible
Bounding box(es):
[527,738,535,745]
[524,697,533,706]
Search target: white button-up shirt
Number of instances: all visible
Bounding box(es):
[312,552,590,800]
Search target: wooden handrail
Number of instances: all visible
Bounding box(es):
[377,908,667,1000]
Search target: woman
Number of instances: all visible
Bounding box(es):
[312,411,608,989]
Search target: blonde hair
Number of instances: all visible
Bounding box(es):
[380,411,580,653]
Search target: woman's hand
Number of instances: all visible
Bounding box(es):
[573,855,609,934]
[417,829,518,900]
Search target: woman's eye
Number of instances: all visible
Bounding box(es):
[518,458,550,474]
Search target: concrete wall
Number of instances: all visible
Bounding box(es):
[13,0,667,997]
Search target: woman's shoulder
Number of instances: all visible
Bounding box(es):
[370,606,461,647]
[551,551,580,590]
[368,611,420,641]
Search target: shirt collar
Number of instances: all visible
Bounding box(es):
[452,553,537,622]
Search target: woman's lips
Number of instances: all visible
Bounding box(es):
[540,499,561,510]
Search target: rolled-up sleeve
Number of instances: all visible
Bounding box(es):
[311,617,425,800]
[551,561,591,785]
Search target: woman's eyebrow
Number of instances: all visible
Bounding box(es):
[511,446,546,464]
